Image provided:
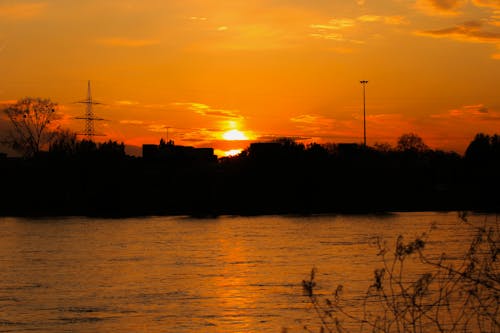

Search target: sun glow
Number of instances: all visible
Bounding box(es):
[224,149,242,157]
[222,129,248,141]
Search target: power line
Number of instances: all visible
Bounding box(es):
[75,80,105,141]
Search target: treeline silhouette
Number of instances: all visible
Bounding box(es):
[0,133,499,217]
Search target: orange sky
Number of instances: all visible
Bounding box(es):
[0,0,499,156]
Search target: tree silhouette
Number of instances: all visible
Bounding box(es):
[98,140,126,159]
[397,133,429,153]
[373,142,393,153]
[49,129,79,157]
[492,134,500,155]
[2,97,59,157]
[465,133,492,164]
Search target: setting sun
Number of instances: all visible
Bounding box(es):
[222,129,248,141]
[224,149,243,157]
[0,0,498,154]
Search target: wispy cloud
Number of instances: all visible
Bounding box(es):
[416,21,500,43]
[309,19,357,41]
[177,128,220,143]
[120,120,144,125]
[463,104,489,113]
[309,32,350,41]
[0,2,47,20]
[431,104,496,119]
[290,114,335,127]
[309,20,363,43]
[357,15,409,25]
[310,15,408,42]
[97,38,160,47]
[425,104,500,151]
[147,124,169,133]
[472,0,500,9]
[117,119,170,133]
[310,19,356,31]
[486,10,500,27]
[189,16,207,21]
[115,100,139,106]
[202,23,297,51]
[174,102,243,119]
[289,114,342,142]
[427,0,464,11]
[416,0,466,15]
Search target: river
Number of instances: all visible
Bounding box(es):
[0,212,494,332]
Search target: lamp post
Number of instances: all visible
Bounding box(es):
[360,80,368,147]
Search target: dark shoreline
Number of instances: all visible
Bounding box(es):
[1,208,498,220]
[1,138,499,218]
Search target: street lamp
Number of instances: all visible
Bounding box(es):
[360,80,368,147]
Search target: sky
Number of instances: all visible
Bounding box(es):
[0,0,499,156]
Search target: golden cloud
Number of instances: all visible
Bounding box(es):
[120,120,145,125]
[203,23,297,51]
[290,115,337,138]
[357,15,409,25]
[416,21,500,43]
[309,32,346,41]
[116,100,139,106]
[431,104,499,119]
[472,0,500,9]
[178,128,219,143]
[147,124,169,133]
[0,2,47,20]
[310,15,408,42]
[310,19,356,31]
[416,0,466,15]
[174,102,242,119]
[290,114,334,126]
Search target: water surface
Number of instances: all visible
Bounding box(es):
[0,213,490,332]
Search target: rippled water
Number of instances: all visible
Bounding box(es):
[0,213,493,332]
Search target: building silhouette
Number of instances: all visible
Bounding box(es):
[142,140,216,164]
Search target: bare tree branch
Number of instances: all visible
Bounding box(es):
[2,97,59,157]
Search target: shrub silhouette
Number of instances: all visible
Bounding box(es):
[300,213,499,333]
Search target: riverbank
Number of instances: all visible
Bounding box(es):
[1,144,498,217]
